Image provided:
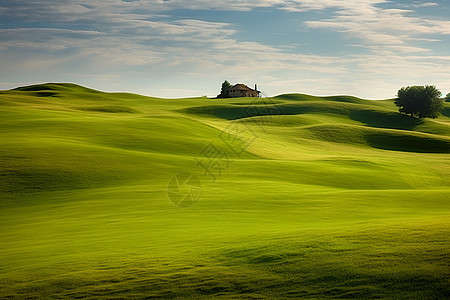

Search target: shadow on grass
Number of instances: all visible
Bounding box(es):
[365,133,450,153]
[440,107,450,118]
[36,91,59,97]
[76,105,139,114]
[350,110,424,131]
[183,103,351,121]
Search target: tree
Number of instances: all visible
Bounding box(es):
[446,93,450,102]
[221,80,232,92]
[395,85,443,119]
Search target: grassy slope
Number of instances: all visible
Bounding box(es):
[0,83,449,299]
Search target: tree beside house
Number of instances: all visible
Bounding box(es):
[217,81,261,98]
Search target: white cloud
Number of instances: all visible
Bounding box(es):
[0,0,449,99]
[412,2,438,8]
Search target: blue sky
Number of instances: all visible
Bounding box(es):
[0,0,449,98]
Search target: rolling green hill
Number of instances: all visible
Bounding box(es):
[0,83,449,298]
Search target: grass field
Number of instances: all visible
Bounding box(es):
[0,83,449,298]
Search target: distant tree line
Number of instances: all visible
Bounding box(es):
[395,85,445,119]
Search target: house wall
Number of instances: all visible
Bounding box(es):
[228,89,242,97]
[228,89,258,98]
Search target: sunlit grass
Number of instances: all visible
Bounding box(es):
[0,83,449,298]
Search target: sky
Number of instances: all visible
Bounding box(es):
[0,0,449,99]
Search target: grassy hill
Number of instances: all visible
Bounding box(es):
[0,83,449,298]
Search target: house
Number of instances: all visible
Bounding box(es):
[218,84,261,98]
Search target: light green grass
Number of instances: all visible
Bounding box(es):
[0,83,449,298]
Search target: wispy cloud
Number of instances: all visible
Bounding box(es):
[412,2,438,8]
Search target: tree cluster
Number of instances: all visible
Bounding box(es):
[395,85,444,119]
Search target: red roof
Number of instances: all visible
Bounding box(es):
[225,84,257,91]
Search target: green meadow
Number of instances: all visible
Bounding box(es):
[0,83,449,298]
